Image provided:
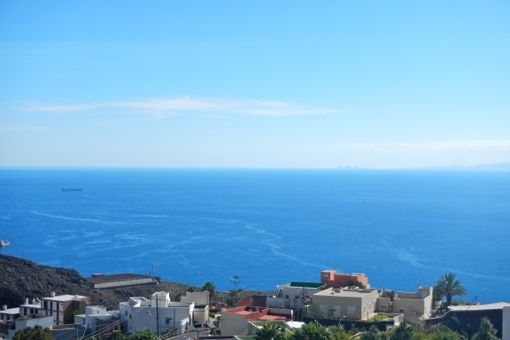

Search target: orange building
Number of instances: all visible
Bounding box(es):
[320,269,369,288]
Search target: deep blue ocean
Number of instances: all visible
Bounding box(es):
[1,169,509,303]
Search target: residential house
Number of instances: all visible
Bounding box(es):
[19,294,89,326]
[0,305,19,323]
[180,291,210,325]
[376,286,433,324]
[236,294,268,308]
[6,315,53,340]
[19,298,43,319]
[443,302,510,338]
[310,287,379,321]
[119,291,194,335]
[41,293,90,325]
[219,306,292,336]
[266,281,324,319]
[321,270,370,288]
[0,305,19,340]
[74,305,120,338]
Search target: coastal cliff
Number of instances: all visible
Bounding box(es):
[0,254,192,309]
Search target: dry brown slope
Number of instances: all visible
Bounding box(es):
[0,254,193,309]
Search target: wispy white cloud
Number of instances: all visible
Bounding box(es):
[21,103,98,113]
[342,140,510,152]
[0,124,52,132]
[20,97,346,117]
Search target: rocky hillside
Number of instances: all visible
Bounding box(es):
[0,254,194,309]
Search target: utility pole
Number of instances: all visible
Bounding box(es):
[156,295,160,337]
[232,275,240,290]
[230,275,241,306]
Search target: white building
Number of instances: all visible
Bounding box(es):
[0,305,19,340]
[376,286,433,324]
[119,292,194,335]
[266,282,324,312]
[311,287,379,321]
[181,291,210,306]
[6,315,53,340]
[19,299,43,318]
[41,294,89,325]
[19,294,89,326]
[503,305,510,340]
[180,291,210,325]
[0,305,19,323]
[74,305,120,337]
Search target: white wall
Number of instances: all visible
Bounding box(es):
[503,306,510,340]
[7,316,53,340]
[120,302,194,335]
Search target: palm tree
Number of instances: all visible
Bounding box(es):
[435,272,466,306]
[202,281,216,301]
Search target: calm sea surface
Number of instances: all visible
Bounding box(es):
[0,169,509,303]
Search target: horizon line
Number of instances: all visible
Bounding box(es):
[1,163,510,172]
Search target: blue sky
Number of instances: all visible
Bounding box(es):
[1,1,509,168]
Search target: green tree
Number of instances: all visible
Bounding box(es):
[362,325,392,340]
[327,326,351,340]
[293,321,329,340]
[391,321,414,340]
[111,329,159,340]
[13,326,54,340]
[435,272,467,306]
[256,323,287,340]
[471,317,498,340]
[427,328,465,340]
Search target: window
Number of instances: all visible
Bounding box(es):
[399,308,405,313]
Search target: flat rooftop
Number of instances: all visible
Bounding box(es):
[0,307,19,315]
[44,294,88,301]
[448,302,510,312]
[315,287,377,298]
[87,273,152,284]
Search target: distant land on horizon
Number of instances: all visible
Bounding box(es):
[1,162,510,172]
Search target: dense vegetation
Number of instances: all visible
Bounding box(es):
[255,317,498,340]
[13,325,54,340]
